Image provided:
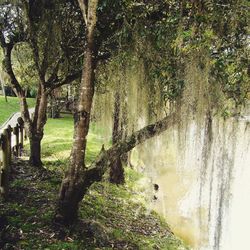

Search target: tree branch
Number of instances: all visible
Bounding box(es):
[45,56,64,86]
[81,113,175,193]
[40,34,51,76]
[78,0,88,26]
[86,0,99,34]
[2,43,23,96]
[47,71,82,93]
[0,31,6,48]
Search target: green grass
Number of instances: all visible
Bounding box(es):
[42,114,111,170]
[42,114,74,168]
[0,96,36,126]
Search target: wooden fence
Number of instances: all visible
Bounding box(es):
[0,117,25,199]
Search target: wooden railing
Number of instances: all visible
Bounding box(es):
[0,117,25,199]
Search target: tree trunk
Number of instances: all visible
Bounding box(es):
[55,0,99,224]
[29,135,42,167]
[55,45,96,223]
[109,157,124,184]
[109,92,125,184]
[27,88,48,167]
[0,77,7,102]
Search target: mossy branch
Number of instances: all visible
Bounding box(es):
[81,113,175,192]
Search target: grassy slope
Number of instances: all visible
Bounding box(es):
[42,114,108,169]
[0,96,36,126]
[0,115,189,250]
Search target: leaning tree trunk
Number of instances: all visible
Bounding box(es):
[55,0,99,224]
[109,92,125,184]
[69,113,175,209]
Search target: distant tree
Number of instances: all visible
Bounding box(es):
[109,91,125,185]
[0,0,84,166]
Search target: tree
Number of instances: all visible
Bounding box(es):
[55,0,174,224]
[109,91,125,184]
[0,0,83,166]
[55,0,99,224]
[54,0,249,224]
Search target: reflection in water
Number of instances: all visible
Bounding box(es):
[131,116,250,250]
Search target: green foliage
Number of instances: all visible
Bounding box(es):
[210,47,249,106]
[12,43,38,89]
[101,0,249,108]
[0,0,85,97]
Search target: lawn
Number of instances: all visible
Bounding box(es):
[42,114,110,170]
[0,96,36,126]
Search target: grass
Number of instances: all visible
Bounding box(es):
[42,114,111,171]
[0,96,36,126]
[1,115,189,250]
[41,114,74,169]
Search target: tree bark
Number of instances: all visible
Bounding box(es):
[109,157,124,184]
[18,89,48,168]
[55,44,97,224]
[55,0,99,225]
[109,92,125,184]
[0,77,7,102]
[29,135,42,167]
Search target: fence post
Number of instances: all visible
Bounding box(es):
[13,124,19,157]
[6,125,12,165]
[0,134,3,188]
[18,117,24,156]
[0,117,25,199]
[0,129,10,199]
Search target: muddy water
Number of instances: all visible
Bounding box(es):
[131,116,250,250]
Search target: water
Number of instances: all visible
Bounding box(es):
[131,115,250,250]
